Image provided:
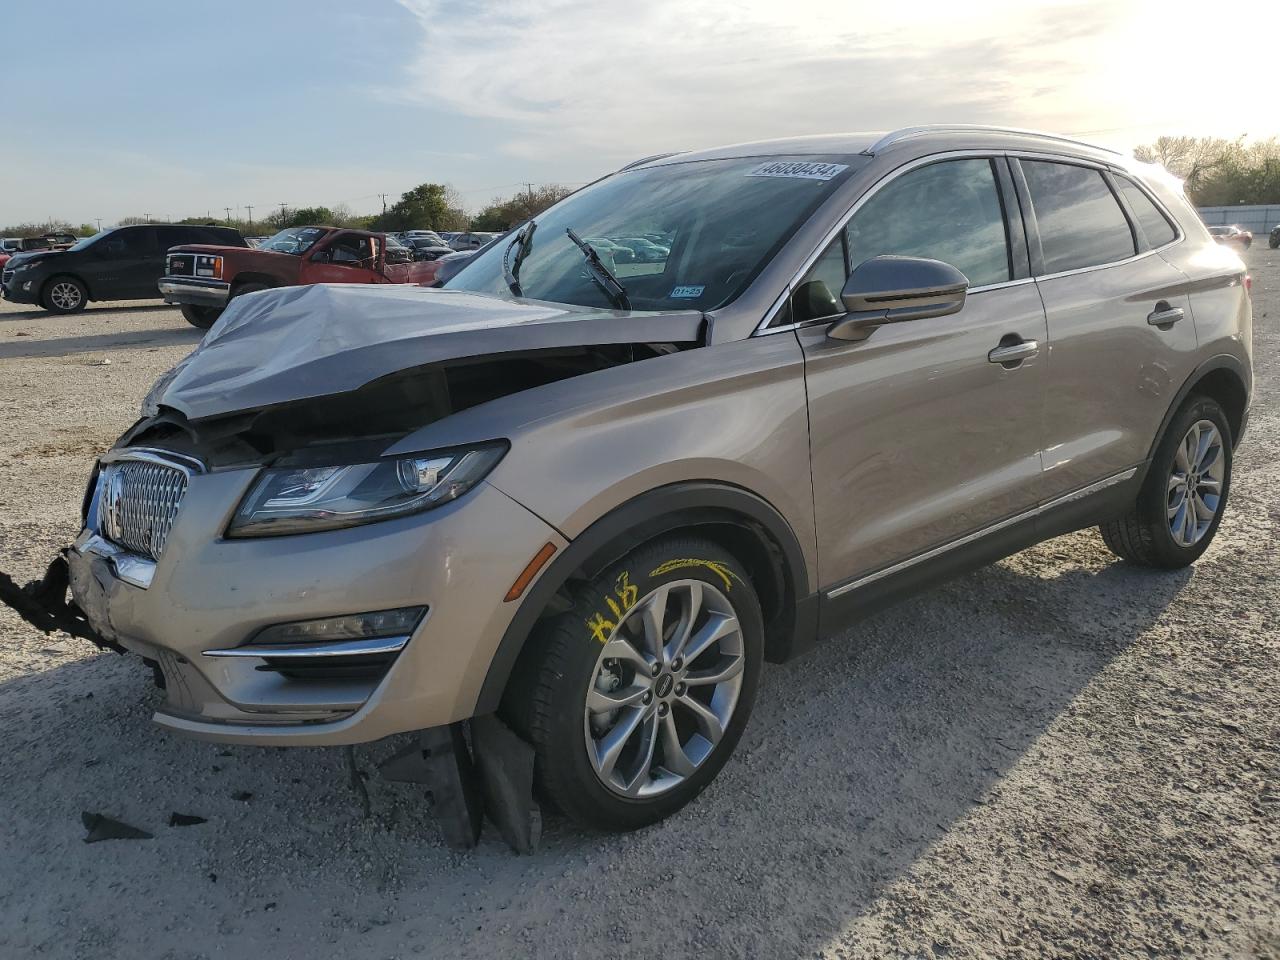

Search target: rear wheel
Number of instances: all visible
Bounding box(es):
[1100,395,1232,568]
[180,304,222,329]
[502,536,763,831]
[41,276,87,314]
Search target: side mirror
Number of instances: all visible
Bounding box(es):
[828,255,968,341]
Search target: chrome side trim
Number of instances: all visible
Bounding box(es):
[825,468,1138,600]
[77,533,157,589]
[202,635,411,659]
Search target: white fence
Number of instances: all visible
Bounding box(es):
[1197,205,1280,236]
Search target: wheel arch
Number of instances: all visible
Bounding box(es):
[473,481,818,716]
[230,273,278,294]
[42,272,92,302]
[1149,355,1250,460]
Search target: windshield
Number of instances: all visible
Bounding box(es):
[260,226,328,255]
[447,155,861,311]
[68,231,108,252]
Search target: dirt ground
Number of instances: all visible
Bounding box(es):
[1,248,1277,960]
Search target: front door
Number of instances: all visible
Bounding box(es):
[90,226,159,299]
[794,156,1048,592]
[299,232,382,285]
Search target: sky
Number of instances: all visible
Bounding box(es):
[2,0,1276,226]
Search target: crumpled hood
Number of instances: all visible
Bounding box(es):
[157,283,704,421]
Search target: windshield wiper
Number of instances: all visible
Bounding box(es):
[565,227,631,311]
[502,221,536,297]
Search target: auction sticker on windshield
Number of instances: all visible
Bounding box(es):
[746,161,849,181]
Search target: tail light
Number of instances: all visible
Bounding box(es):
[1244,274,1252,294]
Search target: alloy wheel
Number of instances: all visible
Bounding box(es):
[50,281,82,311]
[1168,419,1224,547]
[583,579,745,798]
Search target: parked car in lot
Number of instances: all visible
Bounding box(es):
[1208,224,1252,249]
[1269,224,1279,249]
[0,236,52,271]
[43,127,1251,833]
[405,236,454,262]
[449,231,500,251]
[2,224,246,313]
[159,225,440,327]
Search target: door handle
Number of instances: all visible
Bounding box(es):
[1147,304,1185,327]
[988,339,1039,364]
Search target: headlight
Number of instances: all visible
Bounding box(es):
[227,443,507,537]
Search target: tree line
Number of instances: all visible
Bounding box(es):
[2,181,578,241]
[1134,136,1280,206]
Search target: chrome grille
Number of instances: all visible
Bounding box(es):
[100,459,189,559]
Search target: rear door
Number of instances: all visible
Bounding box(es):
[1013,158,1199,499]
[796,156,1048,591]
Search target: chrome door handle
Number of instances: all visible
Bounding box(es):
[1147,305,1185,326]
[988,339,1039,364]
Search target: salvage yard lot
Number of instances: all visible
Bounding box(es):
[0,255,1277,958]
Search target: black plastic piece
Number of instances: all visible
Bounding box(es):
[379,723,483,850]
[471,713,542,855]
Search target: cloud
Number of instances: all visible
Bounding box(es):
[390,0,1139,164]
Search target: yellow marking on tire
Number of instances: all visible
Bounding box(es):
[649,558,743,593]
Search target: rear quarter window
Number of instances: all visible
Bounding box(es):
[1021,160,1136,274]
[1115,176,1178,248]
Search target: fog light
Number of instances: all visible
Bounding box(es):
[251,607,426,645]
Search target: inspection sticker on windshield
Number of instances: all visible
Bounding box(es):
[746,160,849,181]
[670,285,705,299]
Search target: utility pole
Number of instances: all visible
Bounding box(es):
[379,193,388,217]
[144,213,152,224]
[94,218,103,232]
[224,206,232,224]
[279,202,288,224]
[245,204,254,233]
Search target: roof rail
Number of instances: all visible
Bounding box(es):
[618,151,686,171]
[866,125,1120,156]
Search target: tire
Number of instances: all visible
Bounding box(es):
[1269,237,1278,250]
[180,304,222,329]
[1099,395,1232,568]
[41,276,87,314]
[501,535,764,831]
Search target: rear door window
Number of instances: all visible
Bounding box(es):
[1021,161,1136,273]
[1114,176,1177,248]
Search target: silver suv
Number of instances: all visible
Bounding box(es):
[57,126,1251,832]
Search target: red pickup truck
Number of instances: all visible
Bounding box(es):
[159,225,441,328]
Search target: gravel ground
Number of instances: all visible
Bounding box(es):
[0,251,1277,960]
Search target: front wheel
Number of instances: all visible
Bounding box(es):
[1269,236,1279,249]
[41,276,87,314]
[180,304,222,329]
[502,536,763,831]
[1100,395,1232,568]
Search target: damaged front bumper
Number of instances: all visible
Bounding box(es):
[34,456,565,746]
